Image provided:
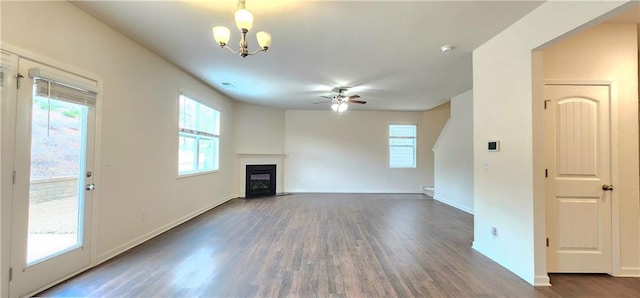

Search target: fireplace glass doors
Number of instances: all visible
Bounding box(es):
[245,164,276,198]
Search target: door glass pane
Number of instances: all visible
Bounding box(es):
[27,96,87,264]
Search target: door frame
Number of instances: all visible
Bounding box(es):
[1,49,19,298]
[0,43,104,297]
[543,80,620,276]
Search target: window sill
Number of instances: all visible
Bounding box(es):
[177,169,219,179]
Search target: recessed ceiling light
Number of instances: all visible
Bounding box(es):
[440,45,455,52]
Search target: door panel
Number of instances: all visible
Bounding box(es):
[557,198,601,250]
[556,98,597,176]
[9,58,96,297]
[545,84,612,273]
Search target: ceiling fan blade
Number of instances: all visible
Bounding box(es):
[346,95,361,100]
[347,99,367,104]
[313,100,332,104]
[320,95,333,99]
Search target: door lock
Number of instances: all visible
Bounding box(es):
[602,184,614,191]
[85,183,96,191]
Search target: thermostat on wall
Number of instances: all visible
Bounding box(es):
[488,141,500,152]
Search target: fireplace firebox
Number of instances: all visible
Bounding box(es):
[245,164,276,198]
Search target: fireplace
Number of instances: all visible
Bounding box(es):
[245,164,276,198]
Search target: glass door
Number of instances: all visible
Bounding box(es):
[9,58,97,298]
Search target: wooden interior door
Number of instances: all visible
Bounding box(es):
[545,84,612,273]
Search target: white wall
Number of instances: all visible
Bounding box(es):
[233,102,286,196]
[473,0,636,285]
[234,102,285,154]
[1,2,236,289]
[285,110,434,193]
[543,22,639,276]
[434,90,473,214]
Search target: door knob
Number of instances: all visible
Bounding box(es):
[85,183,96,191]
[602,184,614,191]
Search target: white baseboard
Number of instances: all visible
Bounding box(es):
[422,186,434,197]
[534,275,551,286]
[96,195,234,264]
[433,195,473,214]
[616,267,640,277]
[284,189,423,195]
[473,241,538,286]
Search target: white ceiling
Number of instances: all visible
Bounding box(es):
[72,0,546,111]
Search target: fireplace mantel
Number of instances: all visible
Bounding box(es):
[238,154,286,197]
[237,153,287,157]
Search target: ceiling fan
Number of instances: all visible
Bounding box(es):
[314,87,367,113]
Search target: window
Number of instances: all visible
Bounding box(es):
[178,94,220,175]
[389,124,417,168]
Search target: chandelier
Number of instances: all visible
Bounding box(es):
[212,0,271,58]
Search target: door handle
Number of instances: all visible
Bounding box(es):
[85,183,95,191]
[602,184,614,191]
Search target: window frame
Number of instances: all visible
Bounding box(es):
[388,123,417,169]
[177,91,220,176]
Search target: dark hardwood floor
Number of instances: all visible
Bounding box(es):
[37,194,639,297]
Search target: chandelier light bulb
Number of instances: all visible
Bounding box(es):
[234,9,254,31]
[331,103,339,112]
[256,31,271,49]
[212,26,231,46]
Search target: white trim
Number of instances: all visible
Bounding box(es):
[284,190,425,195]
[472,241,535,285]
[97,195,234,263]
[177,169,219,179]
[28,67,98,93]
[1,44,103,84]
[534,275,551,286]
[237,153,287,157]
[608,81,621,277]
[543,80,616,86]
[615,267,640,277]
[177,92,221,175]
[433,195,473,214]
[432,118,451,152]
[422,186,434,197]
[0,50,18,298]
[388,123,418,169]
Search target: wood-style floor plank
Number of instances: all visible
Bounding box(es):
[37,194,640,297]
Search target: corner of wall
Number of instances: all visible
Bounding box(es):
[421,103,452,188]
[531,49,548,283]
[433,90,474,214]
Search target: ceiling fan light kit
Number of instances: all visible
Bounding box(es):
[331,102,348,113]
[315,87,367,114]
[212,0,271,58]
